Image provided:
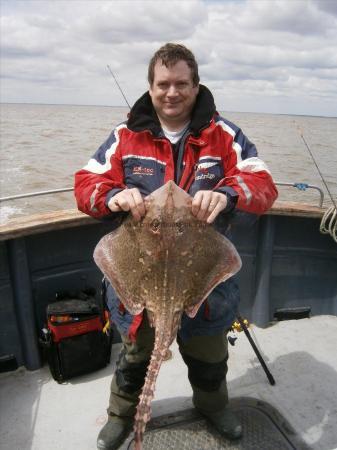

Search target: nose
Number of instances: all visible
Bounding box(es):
[167,84,179,97]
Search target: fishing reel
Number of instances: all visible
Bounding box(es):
[228,318,249,346]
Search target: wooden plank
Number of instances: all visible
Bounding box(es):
[267,200,324,218]
[0,209,97,241]
[0,201,326,241]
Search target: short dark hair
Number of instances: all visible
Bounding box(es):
[148,43,199,87]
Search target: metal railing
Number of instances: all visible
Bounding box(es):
[0,183,325,208]
[275,182,324,208]
[0,188,73,203]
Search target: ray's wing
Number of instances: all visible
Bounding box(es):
[178,222,242,318]
[93,222,146,315]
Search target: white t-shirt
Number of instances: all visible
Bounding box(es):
[162,123,190,144]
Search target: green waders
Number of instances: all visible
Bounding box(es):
[107,312,229,418]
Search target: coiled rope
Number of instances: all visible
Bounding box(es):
[320,206,337,243]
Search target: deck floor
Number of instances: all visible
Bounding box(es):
[1,316,337,450]
[121,400,308,450]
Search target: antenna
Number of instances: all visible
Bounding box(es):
[107,65,131,109]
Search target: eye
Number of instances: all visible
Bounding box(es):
[150,218,161,233]
[175,221,184,234]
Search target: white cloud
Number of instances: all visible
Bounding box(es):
[312,0,337,16]
[84,1,207,44]
[1,0,336,116]
[238,0,336,36]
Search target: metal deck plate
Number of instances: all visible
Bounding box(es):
[123,398,310,450]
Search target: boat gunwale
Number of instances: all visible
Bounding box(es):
[0,200,326,241]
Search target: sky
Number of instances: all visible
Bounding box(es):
[1,0,337,116]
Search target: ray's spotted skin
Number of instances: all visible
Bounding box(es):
[93,181,242,450]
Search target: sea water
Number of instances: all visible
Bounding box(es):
[0,103,336,223]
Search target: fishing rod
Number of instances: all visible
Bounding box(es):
[297,126,337,243]
[300,132,336,210]
[106,64,131,109]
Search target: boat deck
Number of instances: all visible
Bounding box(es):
[1,316,337,450]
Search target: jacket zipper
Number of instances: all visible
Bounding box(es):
[175,131,191,185]
[181,163,198,192]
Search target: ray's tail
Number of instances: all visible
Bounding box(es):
[133,325,172,450]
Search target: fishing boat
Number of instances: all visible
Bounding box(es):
[0,182,336,450]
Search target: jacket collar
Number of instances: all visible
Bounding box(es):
[127,84,216,138]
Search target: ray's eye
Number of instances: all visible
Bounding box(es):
[175,220,184,234]
[151,218,161,233]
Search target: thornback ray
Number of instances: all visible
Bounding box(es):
[93,180,242,450]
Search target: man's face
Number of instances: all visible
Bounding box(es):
[149,60,199,130]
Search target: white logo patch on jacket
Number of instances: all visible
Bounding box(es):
[197,162,218,170]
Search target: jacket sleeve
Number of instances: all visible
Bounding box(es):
[74,124,126,219]
[215,123,278,215]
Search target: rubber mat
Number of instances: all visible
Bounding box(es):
[122,398,310,450]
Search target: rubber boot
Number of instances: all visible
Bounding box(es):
[97,416,133,450]
[198,407,242,440]
[192,382,242,440]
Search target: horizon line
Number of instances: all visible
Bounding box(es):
[0,101,336,119]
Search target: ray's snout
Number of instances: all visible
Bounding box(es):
[145,181,192,211]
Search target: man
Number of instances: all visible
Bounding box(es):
[75,43,278,450]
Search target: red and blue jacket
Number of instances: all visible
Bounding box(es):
[74,85,278,341]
